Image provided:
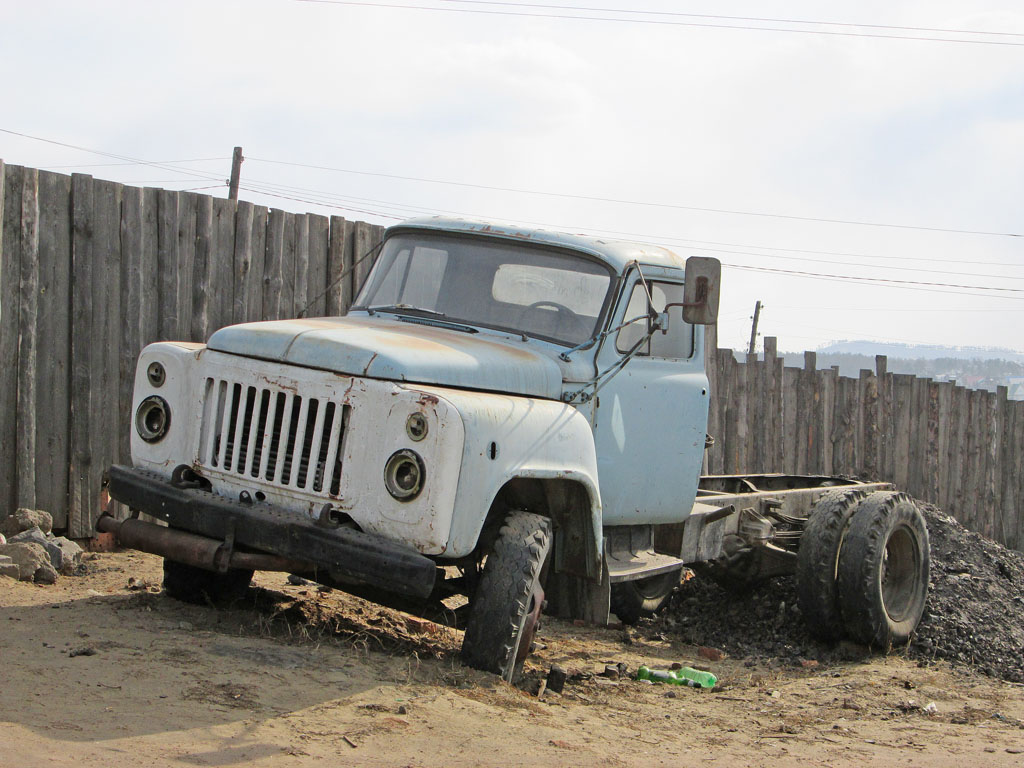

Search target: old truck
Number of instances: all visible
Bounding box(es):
[99,217,930,682]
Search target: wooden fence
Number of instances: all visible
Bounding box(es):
[704,327,1023,552]
[0,162,383,537]
[1,161,1021,551]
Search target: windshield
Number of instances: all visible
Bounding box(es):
[351,232,614,346]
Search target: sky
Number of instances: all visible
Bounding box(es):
[1,0,1022,354]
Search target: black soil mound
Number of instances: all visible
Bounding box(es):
[654,503,1024,683]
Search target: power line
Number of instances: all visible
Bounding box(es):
[0,128,226,184]
[245,156,1022,238]
[724,263,1024,299]
[294,0,1024,47]
[38,158,228,170]
[434,0,1024,39]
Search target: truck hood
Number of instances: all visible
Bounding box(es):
[206,315,564,399]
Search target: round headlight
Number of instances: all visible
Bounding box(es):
[146,361,166,387]
[406,412,428,441]
[136,396,170,443]
[384,450,425,501]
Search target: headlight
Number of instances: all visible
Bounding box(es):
[384,449,424,501]
[146,361,166,387]
[136,396,171,443]
[406,412,428,441]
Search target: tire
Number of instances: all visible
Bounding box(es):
[162,559,254,606]
[837,491,930,648]
[796,488,868,641]
[610,570,681,625]
[460,511,552,683]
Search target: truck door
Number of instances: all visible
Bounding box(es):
[591,275,709,525]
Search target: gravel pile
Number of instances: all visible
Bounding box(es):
[656,502,1024,683]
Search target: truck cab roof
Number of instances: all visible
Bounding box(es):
[387,216,687,274]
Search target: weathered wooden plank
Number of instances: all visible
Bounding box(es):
[727,353,746,474]
[820,367,836,474]
[327,216,352,315]
[924,380,940,503]
[875,357,892,484]
[782,366,798,474]
[907,377,927,499]
[352,220,375,298]
[280,212,298,318]
[1013,401,1024,551]
[934,381,953,512]
[292,213,310,317]
[15,168,39,511]
[156,189,180,341]
[84,179,123,534]
[68,174,94,536]
[305,213,329,317]
[230,200,254,326]
[948,385,970,524]
[262,208,286,320]
[34,171,72,526]
[120,186,146,472]
[210,197,236,334]
[890,374,913,491]
[0,162,21,518]
[993,387,1010,546]
[175,192,199,340]
[192,194,214,341]
[859,370,878,481]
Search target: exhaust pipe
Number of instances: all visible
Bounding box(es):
[95,514,310,573]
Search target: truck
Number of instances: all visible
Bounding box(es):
[99,217,930,683]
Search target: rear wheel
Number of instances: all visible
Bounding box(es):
[460,511,551,683]
[162,559,254,606]
[796,488,868,641]
[837,492,930,648]
[610,570,681,625]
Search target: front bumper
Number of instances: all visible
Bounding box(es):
[105,465,437,599]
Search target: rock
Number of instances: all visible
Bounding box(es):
[50,537,83,574]
[1,508,53,537]
[0,554,18,580]
[8,527,65,571]
[35,562,58,584]
[698,646,725,662]
[602,664,620,680]
[0,542,49,581]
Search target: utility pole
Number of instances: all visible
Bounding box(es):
[747,300,762,356]
[228,146,244,201]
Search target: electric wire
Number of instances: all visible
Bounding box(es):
[294,0,1024,47]
[245,156,1022,238]
[435,0,1024,39]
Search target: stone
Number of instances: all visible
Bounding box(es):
[50,537,83,573]
[8,527,64,571]
[0,508,53,537]
[0,554,18,580]
[35,562,58,584]
[546,664,567,694]
[0,542,50,581]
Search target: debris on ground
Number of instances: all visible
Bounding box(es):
[655,501,1024,683]
[0,508,83,582]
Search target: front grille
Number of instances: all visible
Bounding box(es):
[197,378,348,495]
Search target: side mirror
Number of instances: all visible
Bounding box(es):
[682,256,721,325]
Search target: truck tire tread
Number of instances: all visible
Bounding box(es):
[796,488,868,641]
[460,511,551,683]
[836,491,930,648]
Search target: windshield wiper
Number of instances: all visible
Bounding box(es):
[367,304,447,319]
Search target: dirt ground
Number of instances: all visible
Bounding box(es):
[2,551,1023,767]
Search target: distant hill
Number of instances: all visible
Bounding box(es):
[813,341,1024,365]
[751,340,1024,399]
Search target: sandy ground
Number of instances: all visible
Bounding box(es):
[2,551,1023,767]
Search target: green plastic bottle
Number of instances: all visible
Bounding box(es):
[635,665,717,689]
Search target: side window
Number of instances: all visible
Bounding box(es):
[615,281,693,359]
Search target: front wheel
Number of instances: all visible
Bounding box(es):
[460,511,551,683]
[837,492,930,648]
[162,559,254,606]
[610,570,681,625]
